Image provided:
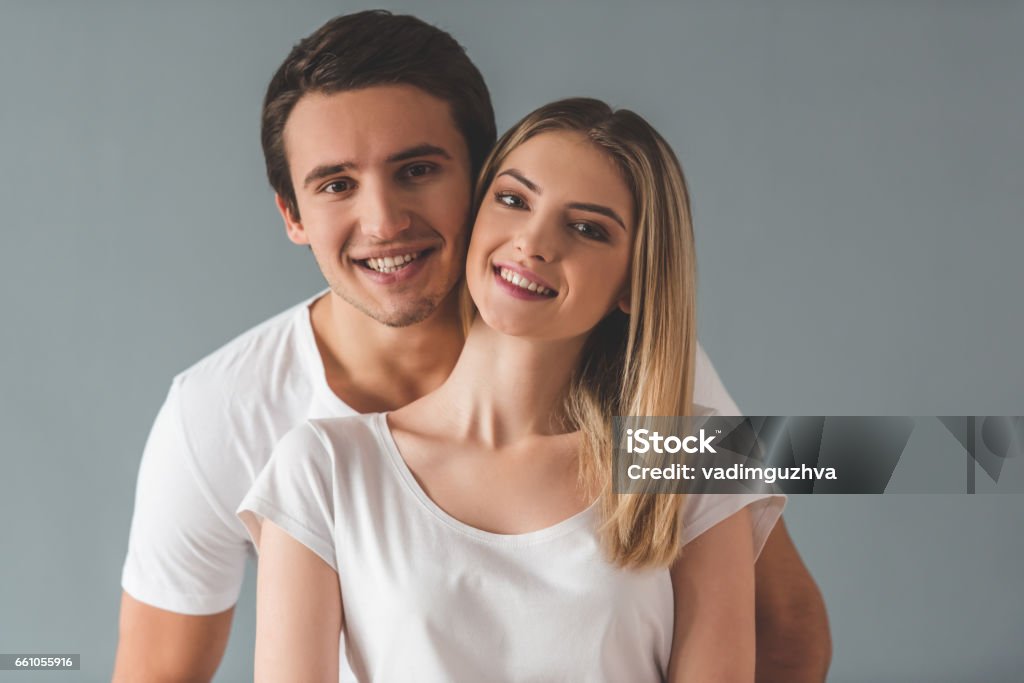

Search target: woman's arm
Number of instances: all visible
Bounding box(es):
[255,520,341,683]
[667,506,756,683]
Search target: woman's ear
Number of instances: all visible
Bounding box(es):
[617,291,632,315]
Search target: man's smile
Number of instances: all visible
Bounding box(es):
[351,247,438,283]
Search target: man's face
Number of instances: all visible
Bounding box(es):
[279,85,473,327]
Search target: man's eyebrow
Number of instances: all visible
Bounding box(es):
[567,202,627,231]
[386,144,452,163]
[302,145,452,189]
[303,162,353,189]
[497,169,540,194]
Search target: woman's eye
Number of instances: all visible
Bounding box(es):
[323,179,354,194]
[495,191,526,209]
[571,222,608,241]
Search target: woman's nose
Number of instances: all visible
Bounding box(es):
[514,216,557,262]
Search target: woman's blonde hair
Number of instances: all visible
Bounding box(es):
[468,98,698,569]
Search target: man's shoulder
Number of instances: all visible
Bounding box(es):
[693,341,741,416]
[163,294,326,461]
[126,294,329,569]
[172,294,319,400]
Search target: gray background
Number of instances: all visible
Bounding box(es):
[1,1,1021,681]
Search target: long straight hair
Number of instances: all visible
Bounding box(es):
[469,99,698,569]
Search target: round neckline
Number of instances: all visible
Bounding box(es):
[299,290,358,417]
[373,412,599,547]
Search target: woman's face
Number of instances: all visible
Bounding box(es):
[467,131,634,341]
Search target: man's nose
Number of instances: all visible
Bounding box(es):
[357,182,411,239]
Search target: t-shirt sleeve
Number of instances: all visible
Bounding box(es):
[236,422,338,572]
[692,341,742,416]
[121,380,249,615]
[680,493,786,560]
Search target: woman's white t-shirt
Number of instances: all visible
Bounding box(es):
[237,412,784,682]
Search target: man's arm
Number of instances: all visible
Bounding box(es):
[112,594,233,683]
[754,519,832,682]
[691,348,830,679]
[115,379,249,681]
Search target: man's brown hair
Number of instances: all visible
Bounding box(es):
[261,10,496,218]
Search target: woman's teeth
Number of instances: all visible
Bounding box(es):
[499,267,553,295]
[365,252,420,273]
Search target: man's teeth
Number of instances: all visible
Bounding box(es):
[499,267,552,295]
[365,252,420,273]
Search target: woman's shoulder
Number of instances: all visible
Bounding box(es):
[267,413,395,497]
[306,411,382,436]
[297,412,389,458]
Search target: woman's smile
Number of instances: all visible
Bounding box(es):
[492,263,558,299]
[467,130,634,340]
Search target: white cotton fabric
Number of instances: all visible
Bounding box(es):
[238,413,784,683]
[120,291,740,616]
[120,292,357,614]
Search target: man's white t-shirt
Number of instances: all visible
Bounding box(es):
[236,413,784,682]
[121,291,742,615]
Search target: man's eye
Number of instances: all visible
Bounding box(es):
[323,179,354,194]
[571,222,608,241]
[402,163,435,179]
[495,191,526,209]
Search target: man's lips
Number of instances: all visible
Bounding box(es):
[351,247,435,274]
[351,248,434,284]
[348,244,437,262]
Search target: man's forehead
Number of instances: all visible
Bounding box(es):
[284,86,464,162]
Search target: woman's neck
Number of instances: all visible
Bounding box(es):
[421,317,586,448]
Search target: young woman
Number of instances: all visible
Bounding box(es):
[238,98,784,682]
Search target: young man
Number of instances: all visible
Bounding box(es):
[113,10,830,682]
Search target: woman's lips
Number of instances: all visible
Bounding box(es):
[492,265,558,300]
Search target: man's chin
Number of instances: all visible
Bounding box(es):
[340,292,443,328]
[376,304,440,328]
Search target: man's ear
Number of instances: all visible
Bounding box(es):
[275,194,309,245]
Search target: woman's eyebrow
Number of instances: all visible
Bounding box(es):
[497,169,540,193]
[567,202,627,231]
[497,168,626,230]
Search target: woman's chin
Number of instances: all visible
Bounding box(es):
[475,308,540,339]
